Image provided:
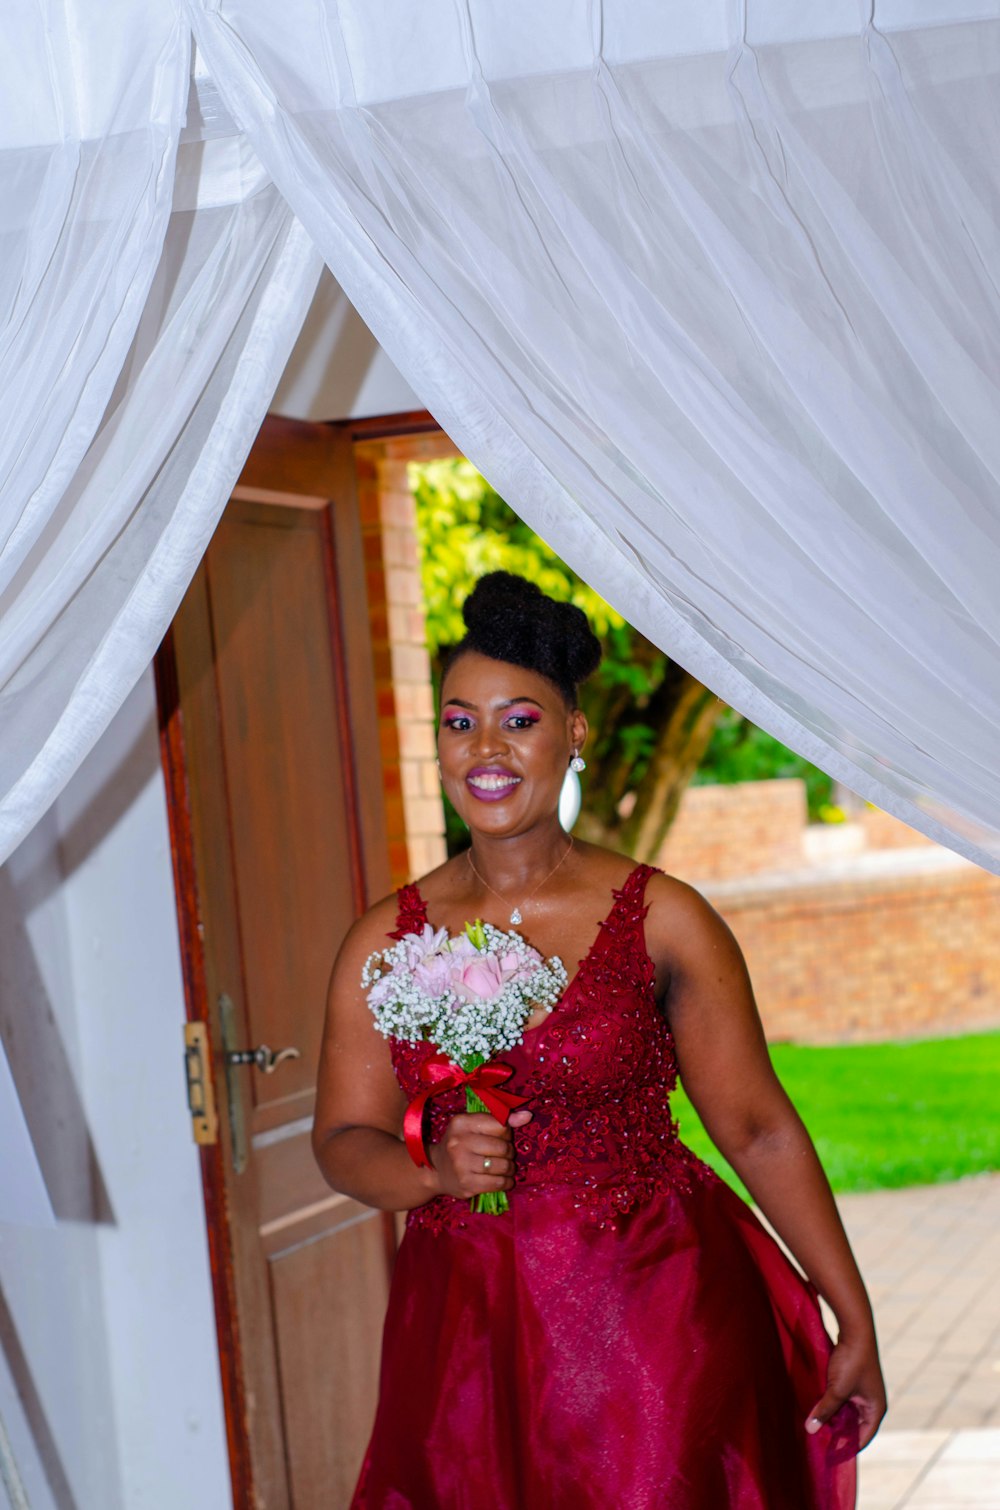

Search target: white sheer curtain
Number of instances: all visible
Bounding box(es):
[186,0,1000,874]
[4,2,1000,877]
[0,3,321,862]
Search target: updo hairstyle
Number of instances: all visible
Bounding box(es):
[445,571,602,707]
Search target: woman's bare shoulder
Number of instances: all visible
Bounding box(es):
[407,852,469,909]
[571,840,654,890]
[331,889,403,983]
[643,868,737,972]
[335,854,466,970]
[644,866,712,912]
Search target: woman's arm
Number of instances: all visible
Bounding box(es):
[646,875,887,1448]
[312,904,531,1210]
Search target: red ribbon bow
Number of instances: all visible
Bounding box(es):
[403,1052,530,1169]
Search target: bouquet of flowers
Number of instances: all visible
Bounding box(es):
[362,920,568,1212]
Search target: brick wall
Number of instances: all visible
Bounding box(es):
[354,434,454,888]
[860,804,936,851]
[657,778,1000,1043]
[658,778,808,881]
[705,857,1000,1044]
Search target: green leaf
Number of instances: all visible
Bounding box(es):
[464,918,487,951]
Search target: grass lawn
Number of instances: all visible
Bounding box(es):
[671,1030,1000,1199]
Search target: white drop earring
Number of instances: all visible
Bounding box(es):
[559,750,586,831]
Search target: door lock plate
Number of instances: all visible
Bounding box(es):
[183,1022,219,1145]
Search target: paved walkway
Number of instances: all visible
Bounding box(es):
[833,1175,1000,1508]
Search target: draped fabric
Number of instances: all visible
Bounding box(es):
[185,0,1000,873]
[0,3,322,862]
[3,2,1000,875]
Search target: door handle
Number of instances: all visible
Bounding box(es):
[226,1044,301,1075]
[218,994,301,1174]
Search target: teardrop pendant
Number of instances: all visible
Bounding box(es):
[510,907,522,926]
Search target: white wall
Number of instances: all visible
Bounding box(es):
[0,669,230,1510]
[0,286,416,1508]
[270,268,421,422]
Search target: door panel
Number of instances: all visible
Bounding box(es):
[207,499,362,1130]
[157,416,394,1508]
[270,1215,389,1508]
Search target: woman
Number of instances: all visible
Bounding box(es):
[315,571,885,1508]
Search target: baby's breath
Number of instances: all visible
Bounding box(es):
[362,921,567,1061]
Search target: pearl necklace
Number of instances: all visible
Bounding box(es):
[466,837,574,927]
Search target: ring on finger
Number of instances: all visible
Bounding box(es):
[483,1157,492,1171]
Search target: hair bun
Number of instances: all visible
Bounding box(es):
[462,571,547,630]
[456,571,602,703]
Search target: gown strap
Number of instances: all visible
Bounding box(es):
[586,861,661,979]
[609,861,661,932]
[389,881,429,940]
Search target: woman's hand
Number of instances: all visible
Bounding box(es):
[429,1107,533,1200]
[806,1330,887,1450]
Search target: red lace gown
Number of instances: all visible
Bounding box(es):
[350,864,857,1509]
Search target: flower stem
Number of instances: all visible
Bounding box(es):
[464,1064,510,1215]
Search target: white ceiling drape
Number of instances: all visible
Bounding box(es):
[3,1,1000,873]
[0,3,322,862]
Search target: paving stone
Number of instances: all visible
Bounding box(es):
[842,1176,1000,1508]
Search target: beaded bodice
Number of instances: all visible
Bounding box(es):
[389,862,715,1235]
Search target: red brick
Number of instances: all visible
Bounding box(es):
[366,599,389,644]
[356,482,382,527]
[381,528,419,568]
[361,531,385,566]
[378,717,402,765]
[421,760,444,797]
[388,840,411,888]
[393,683,434,721]
[400,761,423,799]
[353,450,378,483]
[408,834,449,879]
[403,796,447,837]
[380,492,419,530]
[370,643,393,682]
[377,460,413,491]
[391,644,432,683]
[398,720,436,760]
[386,567,421,607]
[353,432,449,882]
[387,602,412,643]
[381,764,402,798]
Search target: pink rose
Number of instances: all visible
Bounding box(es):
[498,947,539,985]
[450,953,506,1002]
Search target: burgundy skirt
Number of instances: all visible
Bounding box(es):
[350,1172,857,1508]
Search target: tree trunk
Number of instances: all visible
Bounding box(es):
[618,673,723,862]
[575,680,641,837]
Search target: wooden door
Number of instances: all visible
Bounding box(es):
[156,416,396,1508]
